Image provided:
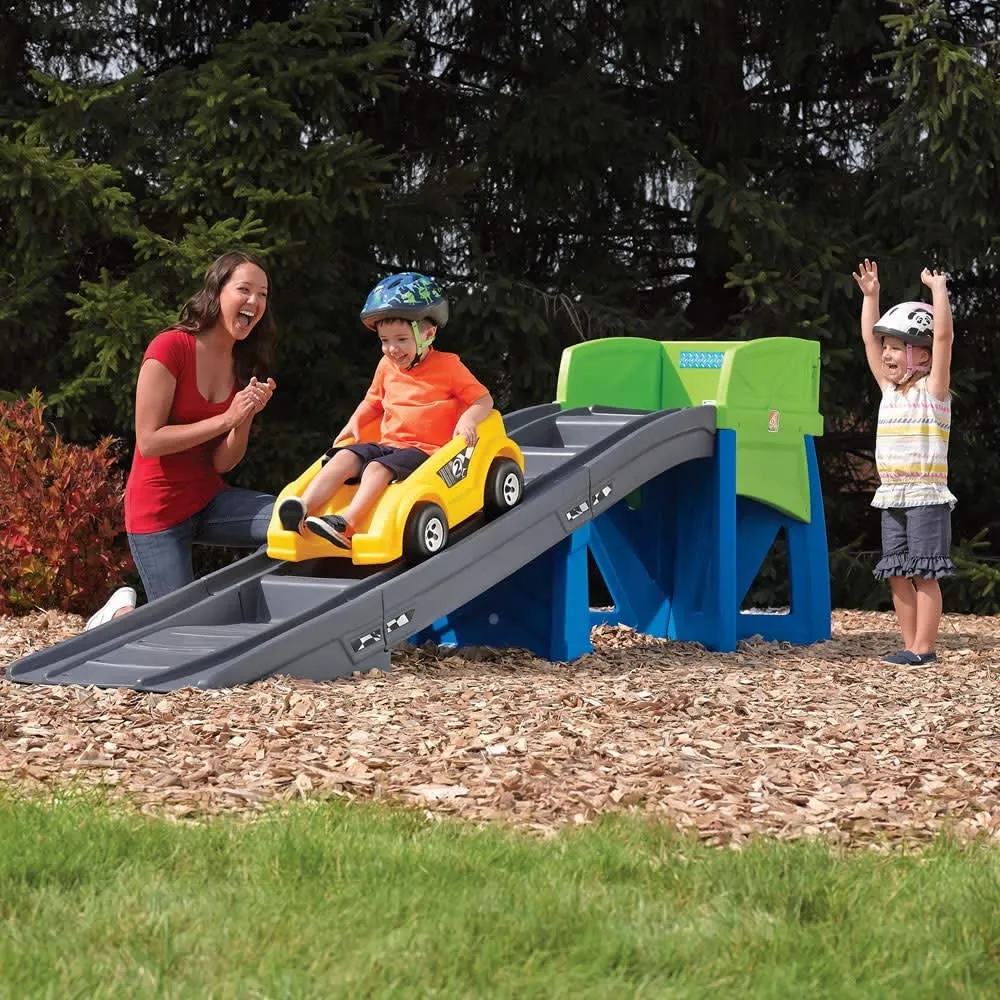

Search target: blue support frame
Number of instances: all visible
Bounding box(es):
[587,431,829,651]
[417,432,830,659]
[414,525,594,662]
[587,430,740,650]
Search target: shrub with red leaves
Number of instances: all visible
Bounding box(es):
[0,391,133,615]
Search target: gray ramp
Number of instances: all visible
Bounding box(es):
[6,550,278,687]
[70,624,275,690]
[7,406,715,691]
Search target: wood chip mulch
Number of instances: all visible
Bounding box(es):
[2,609,1000,845]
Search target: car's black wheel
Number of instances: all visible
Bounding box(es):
[483,458,524,517]
[402,502,449,564]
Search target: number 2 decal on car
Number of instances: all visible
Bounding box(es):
[437,445,474,487]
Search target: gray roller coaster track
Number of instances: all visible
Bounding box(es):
[7,404,716,691]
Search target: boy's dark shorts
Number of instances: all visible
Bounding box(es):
[333,442,430,483]
[874,504,955,580]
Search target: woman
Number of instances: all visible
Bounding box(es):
[87,251,279,628]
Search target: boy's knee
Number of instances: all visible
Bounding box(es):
[362,462,393,485]
[328,450,362,475]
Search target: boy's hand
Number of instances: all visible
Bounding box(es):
[334,418,361,445]
[921,267,949,294]
[852,259,879,296]
[455,414,480,446]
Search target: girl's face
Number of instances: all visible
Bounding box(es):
[218,263,269,341]
[377,320,419,369]
[881,335,930,382]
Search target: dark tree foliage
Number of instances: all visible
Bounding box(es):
[2,0,999,608]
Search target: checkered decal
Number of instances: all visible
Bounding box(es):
[437,446,474,488]
[591,483,612,509]
[564,482,614,521]
[351,629,383,653]
[385,610,414,634]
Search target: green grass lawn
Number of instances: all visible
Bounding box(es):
[2,793,1000,998]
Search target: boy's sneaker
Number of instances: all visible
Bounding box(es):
[881,650,938,665]
[85,586,136,631]
[305,514,353,549]
[278,496,306,532]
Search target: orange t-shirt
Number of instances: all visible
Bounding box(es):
[363,349,489,454]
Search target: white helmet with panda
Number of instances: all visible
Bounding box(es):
[874,300,934,381]
[873,301,934,346]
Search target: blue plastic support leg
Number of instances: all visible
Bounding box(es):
[588,429,739,652]
[734,500,782,601]
[413,524,594,662]
[646,430,737,650]
[707,428,739,651]
[586,477,674,637]
[737,435,831,644]
[790,437,832,640]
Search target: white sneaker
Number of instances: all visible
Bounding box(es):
[85,586,137,631]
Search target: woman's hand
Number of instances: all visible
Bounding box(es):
[225,377,276,429]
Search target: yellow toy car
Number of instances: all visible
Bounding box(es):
[266,409,525,565]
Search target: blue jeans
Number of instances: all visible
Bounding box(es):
[127,487,275,602]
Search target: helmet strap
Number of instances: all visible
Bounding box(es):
[903,343,931,382]
[406,320,435,368]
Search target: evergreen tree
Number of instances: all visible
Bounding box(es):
[2,1,408,493]
[873,0,1000,557]
[5,0,1000,607]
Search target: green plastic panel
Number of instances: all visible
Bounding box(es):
[555,337,663,412]
[556,337,824,522]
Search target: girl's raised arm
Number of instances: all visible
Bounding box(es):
[922,268,953,399]
[852,259,888,388]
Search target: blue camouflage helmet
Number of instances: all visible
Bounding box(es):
[360,272,450,331]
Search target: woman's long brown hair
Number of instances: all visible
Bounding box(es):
[175,251,277,386]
